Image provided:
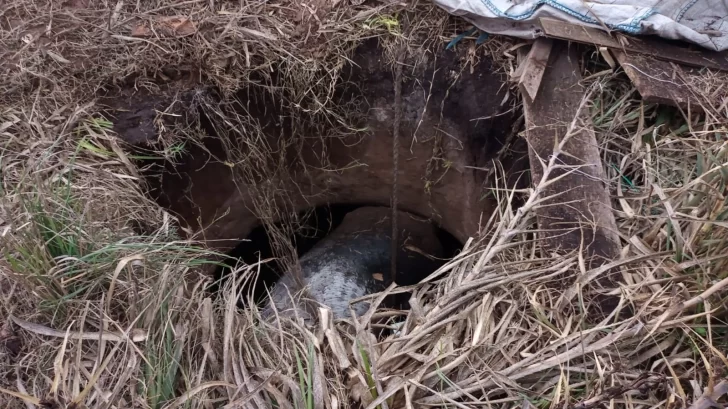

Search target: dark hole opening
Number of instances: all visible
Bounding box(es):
[212,204,462,311]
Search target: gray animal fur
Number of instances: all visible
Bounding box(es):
[261,207,443,324]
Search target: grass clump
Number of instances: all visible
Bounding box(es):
[1,0,728,408]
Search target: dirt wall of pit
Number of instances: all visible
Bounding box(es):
[108,39,529,249]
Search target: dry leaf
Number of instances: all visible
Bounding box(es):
[131,16,197,38]
[159,16,197,36]
[131,23,151,37]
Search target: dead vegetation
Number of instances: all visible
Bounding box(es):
[2,0,728,408]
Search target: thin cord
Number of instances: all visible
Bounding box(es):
[391,48,404,285]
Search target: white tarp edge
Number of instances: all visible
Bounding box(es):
[433,0,728,51]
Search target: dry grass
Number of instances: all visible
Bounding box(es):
[2,0,728,408]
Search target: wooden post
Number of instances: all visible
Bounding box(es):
[520,40,621,303]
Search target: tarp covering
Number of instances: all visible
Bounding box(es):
[433,0,728,51]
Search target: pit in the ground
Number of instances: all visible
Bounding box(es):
[108,38,529,317]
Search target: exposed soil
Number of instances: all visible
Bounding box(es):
[106,38,529,252]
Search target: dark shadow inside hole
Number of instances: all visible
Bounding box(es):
[213,204,463,310]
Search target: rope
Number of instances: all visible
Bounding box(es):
[391,48,404,285]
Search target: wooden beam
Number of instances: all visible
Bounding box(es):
[520,41,620,268]
[613,50,702,110]
[539,18,728,72]
[518,38,553,102]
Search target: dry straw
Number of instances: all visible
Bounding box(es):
[2,0,728,408]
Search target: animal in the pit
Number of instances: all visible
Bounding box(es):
[261,207,444,324]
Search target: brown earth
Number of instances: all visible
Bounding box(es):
[106,39,529,250]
